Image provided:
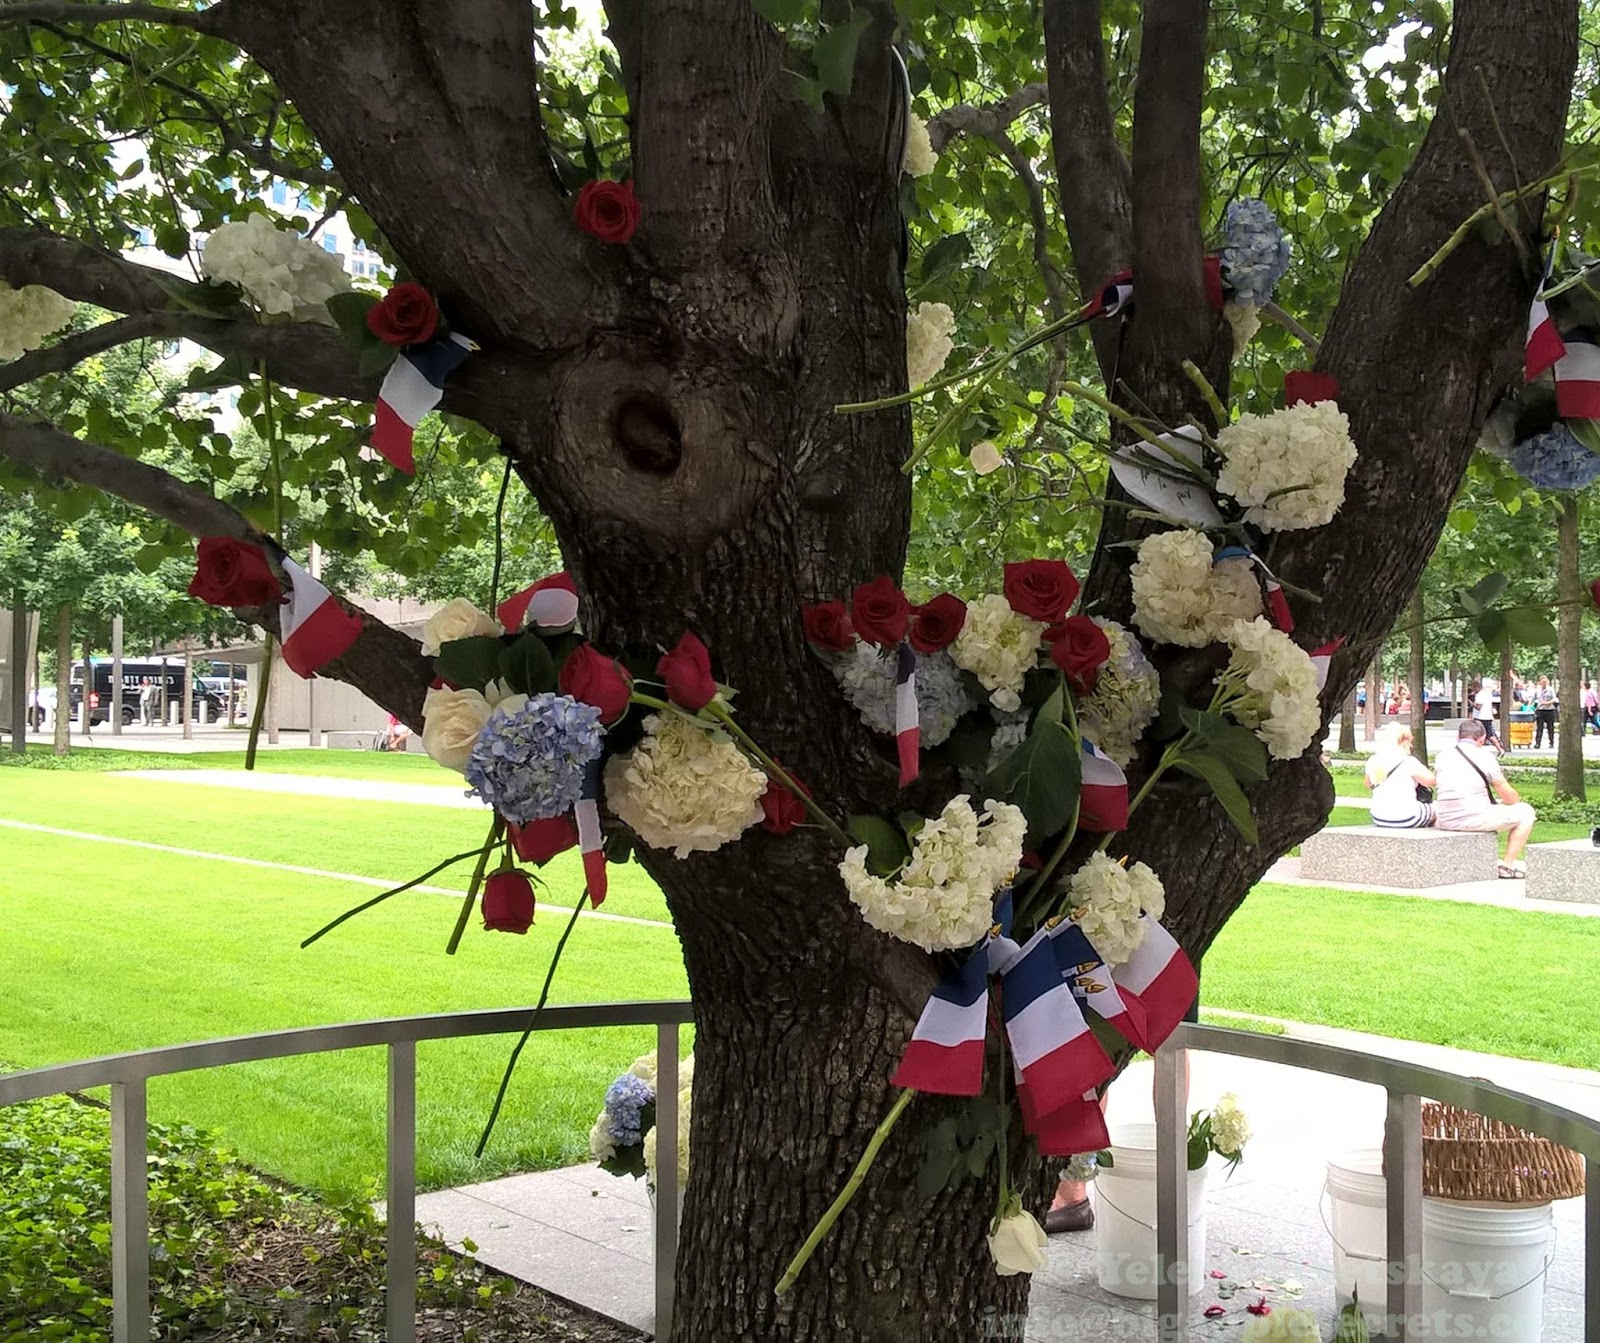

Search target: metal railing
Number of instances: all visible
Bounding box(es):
[1151,1023,1600,1341]
[0,999,695,1343]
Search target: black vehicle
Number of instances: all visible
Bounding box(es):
[68,660,224,726]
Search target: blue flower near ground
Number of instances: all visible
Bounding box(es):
[1220,199,1292,307]
[603,1073,655,1147]
[464,692,603,825]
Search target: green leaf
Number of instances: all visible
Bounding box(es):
[325,292,381,348]
[1180,709,1269,782]
[749,0,806,24]
[496,632,557,696]
[919,232,972,283]
[180,352,252,395]
[154,222,188,258]
[983,715,1080,842]
[1501,607,1558,649]
[434,635,505,692]
[847,814,910,875]
[1461,572,1509,616]
[916,1139,958,1200]
[1568,418,1600,456]
[1173,750,1259,844]
[357,342,400,377]
[813,10,871,96]
[1474,609,1508,652]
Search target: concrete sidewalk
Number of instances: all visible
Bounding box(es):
[415,1020,1597,1339]
[115,767,475,809]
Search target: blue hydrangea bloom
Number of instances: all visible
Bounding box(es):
[1509,424,1600,491]
[464,692,603,825]
[603,1072,654,1147]
[1220,199,1292,307]
[833,646,977,746]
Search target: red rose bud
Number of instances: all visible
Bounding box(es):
[1003,559,1080,623]
[1591,578,1600,612]
[909,593,967,654]
[365,281,440,347]
[559,643,633,724]
[574,179,641,244]
[658,631,718,710]
[188,537,283,608]
[1203,254,1224,312]
[1047,615,1111,693]
[482,868,535,934]
[508,815,579,865]
[850,575,911,648]
[802,600,855,652]
[759,761,810,835]
[1284,371,1340,407]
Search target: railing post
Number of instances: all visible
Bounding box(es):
[1154,1039,1189,1343]
[1382,1091,1422,1340]
[109,1077,149,1343]
[654,1021,679,1342]
[1586,1158,1599,1342]
[386,1040,417,1343]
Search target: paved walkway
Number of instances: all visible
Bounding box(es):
[417,1018,1597,1339]
[116,767,477,809]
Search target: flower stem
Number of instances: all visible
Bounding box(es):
[709,702,855,848]
[301,846,486,948]
[1180,359,1227,428]
[445,815,505,955]
[246,360,283,774]
[244,633,273,772]
[774,1088,918,1296]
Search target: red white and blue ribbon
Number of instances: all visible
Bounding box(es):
[1553,334,1600,419]
[372,332,478,475]
[279,557,362,679]
[1110,914,1199,1045]
[895,642,919,787]
[1308,637,1343,692]
[1527,249,1566,383]
[1078,741,1129,833]
[575,756,607,906]
[1216,545,1293,633]
[888,932,989,1093]
[498,571,580,634]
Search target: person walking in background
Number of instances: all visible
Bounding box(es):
[1534,675,1557,749]
[1470,680,1501,751]
[138,677,156,726]
[1434,720,1537,878]
[1584,680,1600,736]
[1365,723,1435,828]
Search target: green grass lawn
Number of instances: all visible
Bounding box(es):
[0,789,685,1199]
[1,742,459,783]
[1206,883,1600,1070]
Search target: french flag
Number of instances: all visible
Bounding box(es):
[1308,637,1343,692]
[278,557,362,679]
[371,332,478,474]
[1002,927,1114,1125]
[1078,742,1129,834]
[1049,918,1151,1052]
[1527,296,1566,381]
[498,571,579,633]
[890,940,989,1095]
[1082,269,1134,320]
[1553,333,1600,419]
[1109,916,1199,1051]
[895,642,919,787]
[575,756,608,906]
[1026,1089,1110,1157]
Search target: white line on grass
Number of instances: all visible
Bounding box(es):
[0,818,675,930]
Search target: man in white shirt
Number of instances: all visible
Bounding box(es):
[1434,720,1536,877]
[1470,681,1499,749]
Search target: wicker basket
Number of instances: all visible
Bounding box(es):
[1421,1102,1586,1203]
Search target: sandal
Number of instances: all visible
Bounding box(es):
[1496,862,1523,880]
[1044,1199,1094,1234]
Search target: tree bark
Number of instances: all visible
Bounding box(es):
[1408,588,1428,765]
[9,592,27,754]
[1556,496,1586,797]
[51,604,70,757]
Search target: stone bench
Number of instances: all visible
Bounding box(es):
[1524,840,1600,904]
[1299,826,1498,889]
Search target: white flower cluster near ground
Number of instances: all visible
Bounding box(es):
[202,214,351,321]
[605,713,766,857]
[1217,616,1322,759]
[1209,1092,1250,1157]
[1215,400,1358,531]
[642,1054,693,1189]
[0,281,75,360]
[905,300,956,388]
[1129,530,1260,648]
[1062,850,1164,967]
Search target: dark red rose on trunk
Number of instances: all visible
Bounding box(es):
[559,643,634,724]
[759,761,811,835]
[574,180,641,244]
[658,632,718,711]
[802,600,854,651]
[851,576,911,648]
[1003,559,1080,623]
[365,282,439,346]
[909,594,967,653]
[188,537,282,608]
[1047,615,1111,693]
[508,816,579,865]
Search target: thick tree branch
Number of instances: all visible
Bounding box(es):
[0,409,435,724]
[0,0,227,31]
[925,83,1048,155]
[0,312,185,393]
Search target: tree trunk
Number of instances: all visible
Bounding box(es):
[1338,685,1357,753]
[1408,588,1428,765]
[8,592,26,754]
[51,603,70,757]
[1364,648,1381,743]
[1499,641,1514,750]
[1449,656,1461,717]
[80,636,92,738]
[1556,496,1586,797]
[181,649,193,741]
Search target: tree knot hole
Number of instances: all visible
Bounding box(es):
[614,394,682,475]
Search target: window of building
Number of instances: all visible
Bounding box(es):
[270,182,287,206]
[323,234,339,254]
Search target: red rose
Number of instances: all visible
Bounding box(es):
[1590,578,1600,612]
[574,179,641,244]
[803,600,855,652]
[909,594,967,653]
[658,631,718,710]
[1284,371,1340,407]
[1204,254,1224,312]
[1004,559,1080,623]
[482,868,535,933]
[559,643,633,724]
[188,537,282,608]
[759,760,810,836]
[508,815,578,865]
[1047,615,1111,693]
[365,282,439,347]
[851,576,911,648]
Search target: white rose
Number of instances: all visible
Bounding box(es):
[970,440,1004,475]
[420,686,493,772]
[987,1206,1048,1276]
[420,597,503,656]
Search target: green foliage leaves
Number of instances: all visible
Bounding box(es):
[917,1094,1004,1199]
[434,635,504,692]
[982,683,1081,842]
[496,632,557,696]
[847,813,910,875]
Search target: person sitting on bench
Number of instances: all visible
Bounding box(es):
[1364,723,1435,829]
[1433,719,1536,879]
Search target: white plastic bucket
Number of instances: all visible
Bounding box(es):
[1091,1122,1209,1300]
[1421,1198,1553,1343]
[1325,1149,1388,1325]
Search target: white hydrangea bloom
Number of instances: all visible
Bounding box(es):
[949,594,1045,712]
[902,112,938,178]
[202,214,351,322]
[1215,400,1358,531]
[0,282,75,360]
[1076,618,1161,768]
[1064,850,1165,968]
[420,596,503,656]
[1210,1092,1250,1157]
[642,1053,693,1190]
[1130,530,1260,648]
[1217,616,1322,759]
[839,796,1024,952]
[1222,300,1261,356]
[906,300,956,388]
[588,1111,617,1162]
[604,713,766,857]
